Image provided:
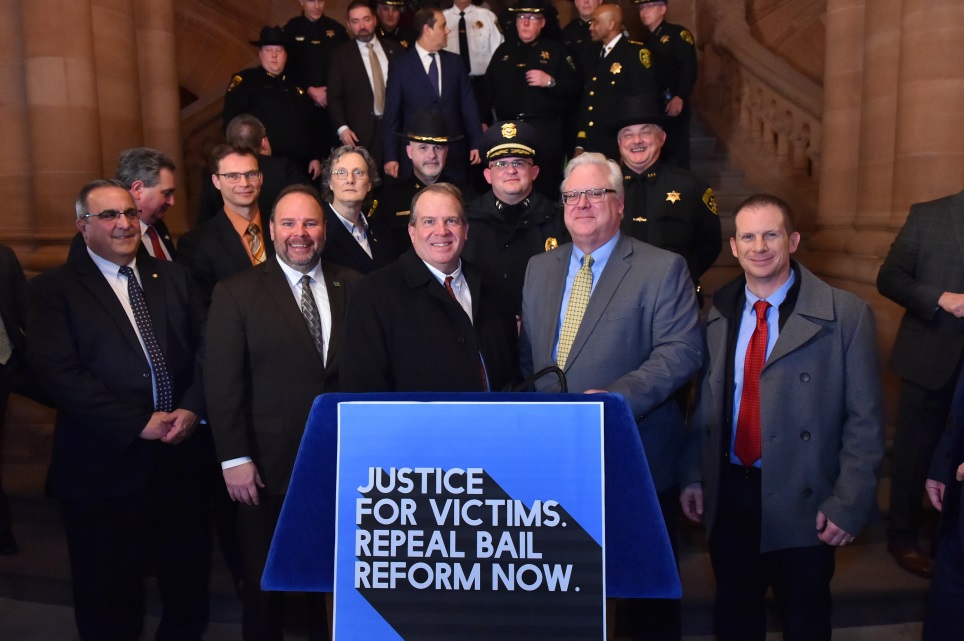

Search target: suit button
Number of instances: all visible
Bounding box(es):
[588,106,593,111]
[800,372,811,382]
[456,337,466,345]
[588,121,594,127]
[589,91,595,96]
[592,76,597,81]
[800,431,811,441]
[802,488,813,497]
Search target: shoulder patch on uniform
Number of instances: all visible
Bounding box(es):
[227,75,243,92]
[702,188,718,214]
[640,48,652,68]
[681,29,695,46]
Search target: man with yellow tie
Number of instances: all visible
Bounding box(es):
[518,152,702,641]
[178,144,272,307]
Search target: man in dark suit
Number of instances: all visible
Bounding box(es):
[519,153,702,641]
[68,147,178,261]
[196,115,308,226]
[342,183,518,392]
[178,144,274,307]
[382,7,483,186]
[924,370,964,640]
[328,0,403,170]
[681,194,884,641]
[877,190,964,578]
[206,184,360,641]
[27,179,211,641]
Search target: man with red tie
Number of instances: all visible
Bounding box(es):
[68,147,178,261]
[680,194,885,641]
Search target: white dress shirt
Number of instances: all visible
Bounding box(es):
[442,4,504,76]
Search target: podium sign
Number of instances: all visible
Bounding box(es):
[333,401,606,640]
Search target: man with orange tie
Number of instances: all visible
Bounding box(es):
[178,144,273,306]
[680,194,884,641]
[68,147,178,261]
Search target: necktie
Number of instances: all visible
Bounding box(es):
[246,223,266,264]
[557,254,594,369]
[368,42,385,114]
[734,300,771,466]
[444,276,488,391]
[427,53,440,96]
[300,275,325,360]
[144,226,168,260]
[458,11,470,73]
[119,266,173,412]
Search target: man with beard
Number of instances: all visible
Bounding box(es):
[206,184,360,641]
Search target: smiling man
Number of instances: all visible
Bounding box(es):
[680,194,884,641]
[342,183,519,393]
[205,184,359,641]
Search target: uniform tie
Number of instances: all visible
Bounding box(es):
[557,254,593,369]
[119,266,173,412]
[458,11,470,73]
[735,300,771,466]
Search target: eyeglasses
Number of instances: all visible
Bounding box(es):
[331,168,368,180]
[489,159,531,170]
[81,209,141,222]
[561,188,617,205]
[216,171,262,183]
[516,14,544,23]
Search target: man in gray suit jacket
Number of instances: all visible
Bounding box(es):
[519,152,703,641]
[680,194,884,641]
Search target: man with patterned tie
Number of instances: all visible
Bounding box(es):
[27,179,211,641]
[178,144,273,307]
[205,184,359,641]
[519,152,701,641]
[680,194,885,641]
[68,147,178,261]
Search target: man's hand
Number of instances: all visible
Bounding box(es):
[926,478,946,512]
[938,292,964,317]
[469,149,481,165]
[816,511,855,546]
[384,161,399,178]
[525,69,552,88]
[680,482,704,523]
[223,462,265,506]
[307,86,328,108]
[161,409,199,445]
[140,412,173,440]
[664,96,684,117]
[339,129,359,148]
[308,160,322,180]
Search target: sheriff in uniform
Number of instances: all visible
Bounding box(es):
[223,26,324,177]
[634,0,698,168]
[608,97,721,289]
[485,0,579,198]
[575,4,658,160]
[375,0,416,49]
[462,121,568,311]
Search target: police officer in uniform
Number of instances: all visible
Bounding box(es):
[561,0,602,82]
[574,3,658,161]
[374,108,465,256]
[634,0,698,168]
[486,0,579,199]
[376,0,416,49]
[608,96,720,290]
[223,26,324,179]
[462,121,568,311]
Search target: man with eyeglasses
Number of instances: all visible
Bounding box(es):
[609,96,721,293]
[342,183,519,393]
[519,152,701,641]
[484,0,580,198]
[178,145,273,307]
[68,147,178,262]
[27,179,211,641]
[205,184,360,641]
[462,121,568,311]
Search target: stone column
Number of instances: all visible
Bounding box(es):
[812,0,865,253]
[890,0,964,226]
[0,1,35,247]
[21,0,103,262]
[135,0,188,232]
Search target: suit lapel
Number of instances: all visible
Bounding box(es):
[323,264,349,369]
[73,255,148,362]
[541,246,570,365]
[349,44,374,100]
[326,205,374,270]
[262,260,324,368]
[766,267,832,368]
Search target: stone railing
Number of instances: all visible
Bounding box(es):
[694,1,823,227]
